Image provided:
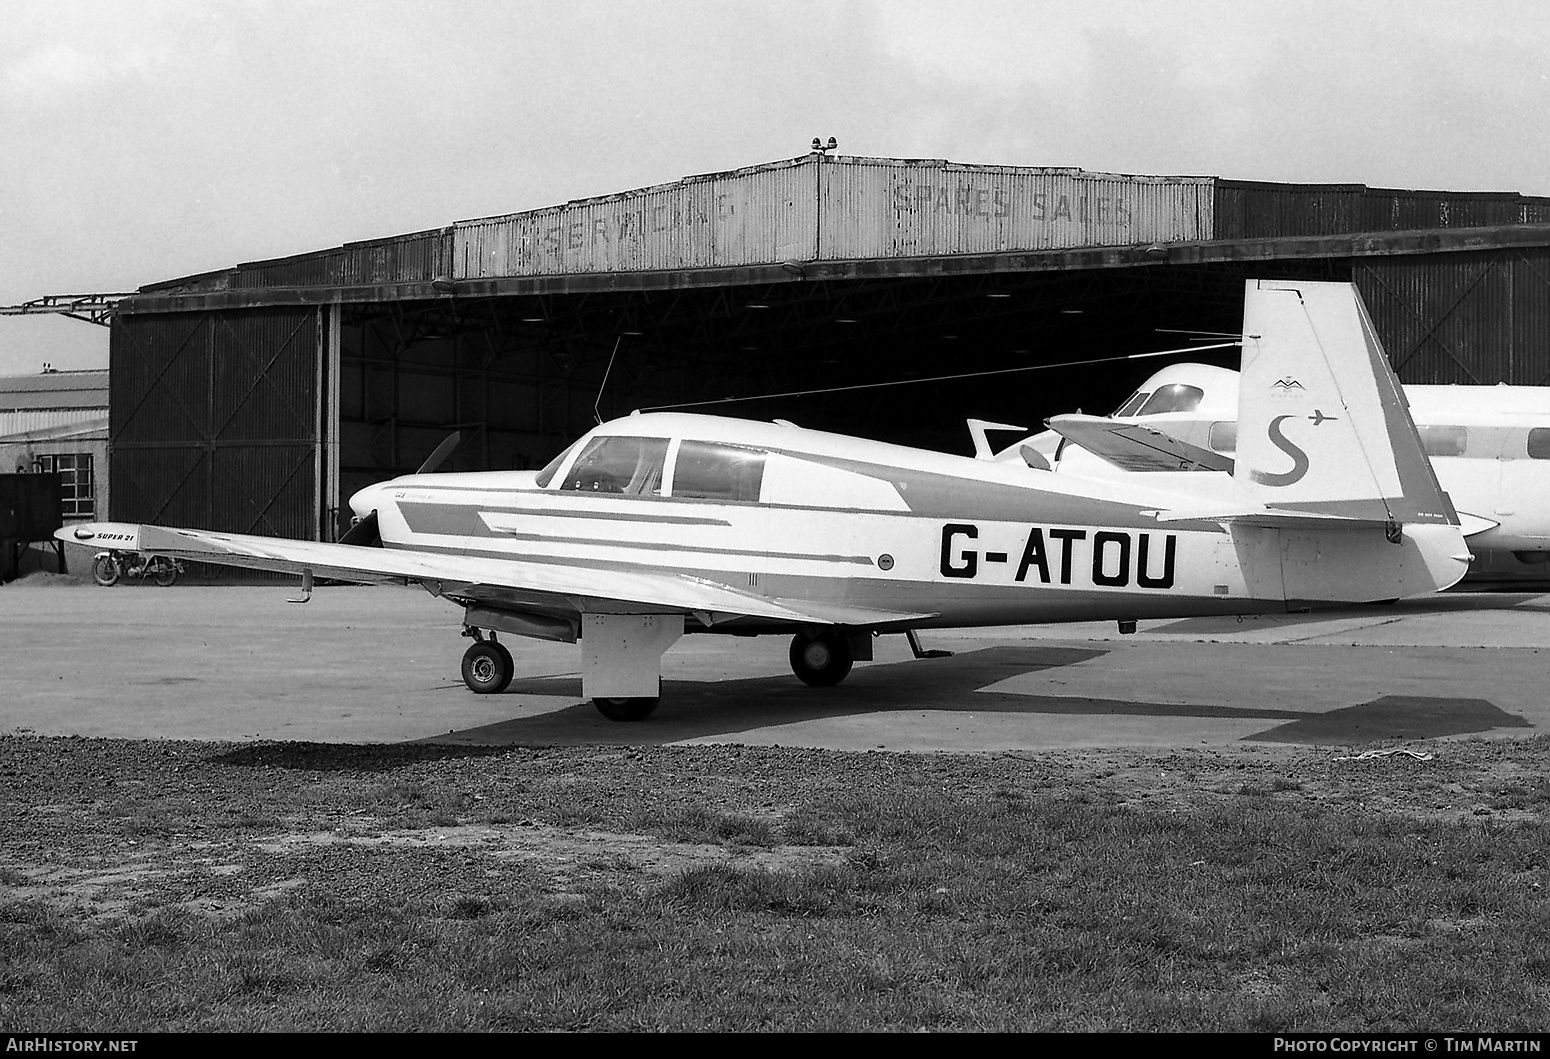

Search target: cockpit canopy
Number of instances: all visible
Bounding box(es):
[1111,382,1206,418]
[539,435,767,501]
[532,422,908,511]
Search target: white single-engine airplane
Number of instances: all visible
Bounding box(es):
[61,280,1470,721]
[1010,357,1550,584]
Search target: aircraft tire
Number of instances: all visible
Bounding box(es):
[789,630,854,687]
[461,640,514,694]
[91,554,120,587]
[592,696,659,722]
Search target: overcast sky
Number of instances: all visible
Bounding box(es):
[4,0,1548,375]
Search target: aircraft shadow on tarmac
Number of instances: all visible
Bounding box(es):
[448,645,1532,748]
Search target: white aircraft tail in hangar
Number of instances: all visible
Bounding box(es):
[1015,318,1550,585]
[62,280,1470,721]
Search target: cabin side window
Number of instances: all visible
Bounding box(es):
[1528,428,1550,460]
[1207,421,1238,455]
[1136,383,1205,416]
[1418,424,1468,458]
[672,440,766,502]
[559,436,668,495]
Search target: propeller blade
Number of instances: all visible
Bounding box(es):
[417,431,462,474]
[338,510,381,548]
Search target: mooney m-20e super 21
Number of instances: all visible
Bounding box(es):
[61,280,1470,721]
[1010,361,1550,584]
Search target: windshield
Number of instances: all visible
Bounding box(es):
[560,436,669,495]
[1136,383,1204,416]
[1112,390,1149,417]
[534,440,580,488]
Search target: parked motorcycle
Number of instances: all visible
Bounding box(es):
[91,550,183,587]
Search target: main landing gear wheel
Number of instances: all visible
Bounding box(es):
[789,630,854,687]
[592,697,659,722]
[461,640,514,694]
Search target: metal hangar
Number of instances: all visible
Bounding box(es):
[106,152,1550,542]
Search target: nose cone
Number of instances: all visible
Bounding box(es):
[349,483,387,520]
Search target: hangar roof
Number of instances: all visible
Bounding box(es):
[0,370,110,412]
[125,154,1550,313]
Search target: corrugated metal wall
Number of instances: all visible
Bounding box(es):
[0,410,106,437]
[235,229,452,288]
[110,308,321,538]
[819,160,1213,259]
[454,157,818,277]
[452,157,1215,278]
[1356,247,1550,386]
[125,161,1550,301]
[1215,181,1550,239]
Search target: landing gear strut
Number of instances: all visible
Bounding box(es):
[460,629,513,694]
[789,629,854,687]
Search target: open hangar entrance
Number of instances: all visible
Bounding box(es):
[336,259,1329,481]
[106,155,1550,544]
[110,258,1329,543]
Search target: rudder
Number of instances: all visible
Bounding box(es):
[1234,279,1457,527]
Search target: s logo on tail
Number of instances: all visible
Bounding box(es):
[1247,415,1310,487]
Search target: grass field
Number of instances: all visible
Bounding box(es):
[1,734,1547,1031]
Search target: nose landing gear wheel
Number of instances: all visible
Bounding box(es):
[789,630,854,687]
[592,697,659,722]
[461,640,514,694]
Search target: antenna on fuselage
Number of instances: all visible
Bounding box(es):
[594,336,623,425]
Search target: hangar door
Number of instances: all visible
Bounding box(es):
[110,307,332,540]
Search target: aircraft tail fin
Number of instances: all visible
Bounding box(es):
[1233,279,1458,528]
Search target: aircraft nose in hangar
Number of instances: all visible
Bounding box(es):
[349,483,386,520]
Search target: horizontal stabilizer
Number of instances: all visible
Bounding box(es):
[1456,512,1499,538]
[1047,414,1234,472]
[1151,506,1401,530]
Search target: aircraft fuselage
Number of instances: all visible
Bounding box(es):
[356,412,1459,633]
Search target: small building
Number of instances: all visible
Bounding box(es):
[0,368,109,526]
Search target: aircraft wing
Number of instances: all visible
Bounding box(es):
[1046,413,1234,472]
[58,522,937,628]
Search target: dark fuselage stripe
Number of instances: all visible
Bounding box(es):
[481,506,732,526]
[458,529,876,566]
[385,536,876,568]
